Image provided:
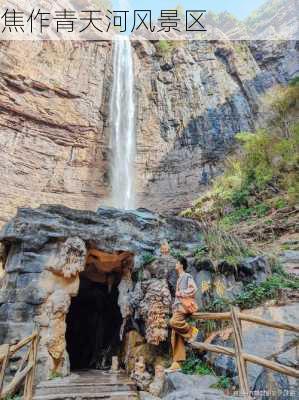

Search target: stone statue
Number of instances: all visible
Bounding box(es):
[130,356,152,391]
[47,237,87,279]
[129,241,175,345]
[118,258,133,339]
[149,364,166,397]
[139,279,171,345]
[146,240,177,296]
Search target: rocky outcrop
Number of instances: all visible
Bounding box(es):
[0,204,274,381]
[279,250,299,276]
[0,40,297,225]
[133,40,298,213]
[0,205,201,258]
[0,205,202,381]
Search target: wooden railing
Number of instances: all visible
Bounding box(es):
[192,307,299,399]
[0,327,39,400]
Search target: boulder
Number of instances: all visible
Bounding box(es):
[275,347,298,369]
[205,303,299,390]
[140,392,161,400]
[279,251,299,276]
[162,372,240,400]
[253,370,290,399]
[194,270,213,309]
[193,259,214,273]
[239,256,271,284]
[212,275,243,301]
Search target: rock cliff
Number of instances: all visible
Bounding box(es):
[0,205,202,380]
[0,40,297,225]
[0,41,113,227]
[0,205,273,383]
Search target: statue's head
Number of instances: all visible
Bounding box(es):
[160,240,170,256]
[155,364,165,378]
[135,356,145,373]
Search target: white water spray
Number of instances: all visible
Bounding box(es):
[109,36,136,210]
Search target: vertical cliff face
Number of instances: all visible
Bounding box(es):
[0,39,297,225]
[0,41,112,227]
[133,40,298,213]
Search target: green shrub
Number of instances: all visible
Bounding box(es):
[204,271,299,312]
[49,371,63,380]
[182,81,299,227]
[200,221,255,265]
[141,252,156,266]
[156,40,173,57]
[182,355,214,375]
[234,273,299,309]
[275,197,288,209]
[211,376,232,390]
[289,76,299,86]
[170,249,186,259]
[193,245,208,261]
[219,203,271,228]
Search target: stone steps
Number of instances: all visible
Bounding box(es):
[33,370,138,400]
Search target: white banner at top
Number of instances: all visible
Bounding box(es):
[0,0,298,40]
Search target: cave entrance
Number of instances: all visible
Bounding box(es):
[65,249,133,371]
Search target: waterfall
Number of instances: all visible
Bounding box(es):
[109,36,136,210]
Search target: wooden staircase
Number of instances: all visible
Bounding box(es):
[33,370,139,400]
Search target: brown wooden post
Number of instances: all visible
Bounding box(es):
[231,306,251,399]
[24,330,39,400]
[0,344,9,397]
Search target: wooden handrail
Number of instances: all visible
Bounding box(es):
[243,352,299,379]
[0,332,38,362]
[191,306,299,398]
[193,312,231,321]
[1,363,33,399]
[238,313,299,333]
[194,311,299,333]
[0,328,39,400]
[231,307,250,396]
[191,341,235,357]
[0,345,9,395]
[191,341,299,379]
[1,310,298,399]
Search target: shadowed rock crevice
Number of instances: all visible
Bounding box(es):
[66,276,122,371]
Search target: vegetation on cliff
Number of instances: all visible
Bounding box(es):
[182,80,299,249]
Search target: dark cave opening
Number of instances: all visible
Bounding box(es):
[66,276,123,371]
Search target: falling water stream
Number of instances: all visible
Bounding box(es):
[109,36,136,210]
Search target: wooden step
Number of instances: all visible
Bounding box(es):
[33,393,139,400]
[33,370,138,400]
[34,385,136,396]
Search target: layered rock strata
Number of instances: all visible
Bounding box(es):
[0,40,297,225]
